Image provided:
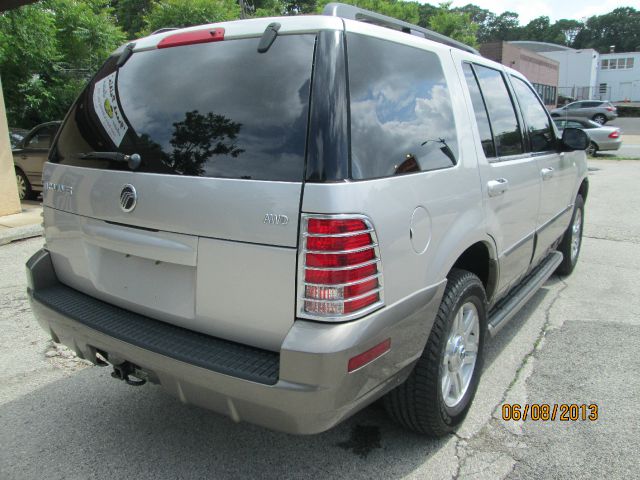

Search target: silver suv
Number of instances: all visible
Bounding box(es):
[550,100,618,124]
[26,4,589,437]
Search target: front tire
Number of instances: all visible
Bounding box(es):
[384,269,487,436]
[556,195,584,276]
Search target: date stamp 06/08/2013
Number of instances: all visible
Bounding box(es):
[501,404,599,422]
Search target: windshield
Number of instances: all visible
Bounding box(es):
[52,35,315,181]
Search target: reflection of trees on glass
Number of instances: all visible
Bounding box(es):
[165,110,244,176]
[395,154,420,174]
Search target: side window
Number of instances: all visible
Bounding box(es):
[473,65,524,157]
[567,102,580,110]
[511,76,556,152]
[26,127,53,149]
[566,121,583,128]
[347,34,458,179]
[555,120,566,129]
[462,63,495,158]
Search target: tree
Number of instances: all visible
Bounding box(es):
[428,2,478,47]
[573,7,640,53]
[0,0,125,128]
[141,0,240,34]
[417,2,438,29]
[110,0,153,39]
[452,3,495,43]
[167,110,243,176]
[552,19,583,46]
[521,16,551,41]
[316,0,420,24]
[482,11,521,42]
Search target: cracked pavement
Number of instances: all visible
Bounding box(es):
[1,159,638,479]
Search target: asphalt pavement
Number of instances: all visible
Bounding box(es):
[0,159,639,479]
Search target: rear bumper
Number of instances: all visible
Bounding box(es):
[27,249,444,434]
[596,139,622,151]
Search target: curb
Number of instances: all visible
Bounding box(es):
[0,224,43,246]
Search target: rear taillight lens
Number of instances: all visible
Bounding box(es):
[298,215,383,320]
[606,106,615,111]
[609,130,620,138]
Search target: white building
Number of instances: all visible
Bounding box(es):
[510,42,599,101]
[598,53,640,101]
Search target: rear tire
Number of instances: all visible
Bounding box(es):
[592,114,607,125]
[15,168,34,201]
[384,269,486,436]
[556,195,584,276]
[587,141,598,157]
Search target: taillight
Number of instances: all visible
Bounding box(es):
[609,130,620,139]
[606,106,615,111]
[157,28,225,49]
[298,214,383,320]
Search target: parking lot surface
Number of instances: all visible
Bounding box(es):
[1,159,638,479]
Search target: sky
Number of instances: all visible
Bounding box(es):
[447,0,640,24]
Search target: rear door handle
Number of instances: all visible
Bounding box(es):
[487,178,509,197]
[541,167,554,180]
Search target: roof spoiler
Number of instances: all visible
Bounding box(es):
[323,2,480,56]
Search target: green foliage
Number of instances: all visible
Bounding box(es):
[249,0,286,17]
[111,0,154,39]
[428,2,478,47]
[573,7,640,53]
[0,0,125,128]
[316,0,420,24]
[141,0,240,34]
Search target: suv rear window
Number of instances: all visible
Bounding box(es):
[52,35,315,181]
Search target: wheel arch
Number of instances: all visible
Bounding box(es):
[449,240,498,303]
[578,177,589,203]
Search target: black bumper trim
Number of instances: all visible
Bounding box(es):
[33,284,279,385]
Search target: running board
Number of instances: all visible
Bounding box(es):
[488,251,563,336]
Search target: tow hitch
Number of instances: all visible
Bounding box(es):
[110,361,147,386]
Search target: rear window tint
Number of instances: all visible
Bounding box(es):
[347,34,458,179]
[53,35,315,181]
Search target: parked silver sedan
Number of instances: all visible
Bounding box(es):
[554,117,622,156]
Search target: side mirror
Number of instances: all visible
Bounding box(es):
[561,127,589,151]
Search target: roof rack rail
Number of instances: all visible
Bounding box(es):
[322,2,480,56]
[151,27,178,35]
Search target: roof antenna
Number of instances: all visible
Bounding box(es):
[258,23,281,53]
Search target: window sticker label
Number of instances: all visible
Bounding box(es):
[92,72,128,146]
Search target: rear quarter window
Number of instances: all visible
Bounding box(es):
[347,34,458,179]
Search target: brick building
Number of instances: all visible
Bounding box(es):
[480,42,560,107]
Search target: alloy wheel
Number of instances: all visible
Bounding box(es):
[16,173,27,200]
[441,302,480,408]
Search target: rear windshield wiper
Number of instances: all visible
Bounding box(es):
[79,151,141,170]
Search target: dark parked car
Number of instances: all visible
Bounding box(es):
[13,121,61,200]
[550,100,617,124]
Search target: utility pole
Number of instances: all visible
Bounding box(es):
[239,0,247,19]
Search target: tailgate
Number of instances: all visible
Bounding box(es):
[42,29,318,351]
